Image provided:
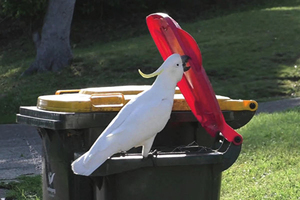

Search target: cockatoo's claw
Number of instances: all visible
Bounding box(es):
[120,151,126,157]
[147,149,158,158]
[111,151,126,158]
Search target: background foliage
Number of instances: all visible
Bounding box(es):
[0,0,47,19]
[0,0,281,41]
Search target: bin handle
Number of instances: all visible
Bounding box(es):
[212,134,242,171]
[218,99,258,111]
[90,93,125,109]
[55,89,80,95]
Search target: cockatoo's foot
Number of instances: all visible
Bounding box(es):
[141,150,157,159]
[144,149,158,166]
[111,151,127,158]
[147,149,158,158]
[120,151,126,157]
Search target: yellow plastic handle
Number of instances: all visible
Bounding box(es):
[90,93,125,110]
[55,89,80,95]
[218,99,258,111]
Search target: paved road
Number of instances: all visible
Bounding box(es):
[0,124,42,198]
[256,97,300,114]
[0,124,42,181]
[0,97,299,197]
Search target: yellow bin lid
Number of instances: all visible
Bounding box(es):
[37,85,258,113]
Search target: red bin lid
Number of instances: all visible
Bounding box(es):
[146,13,243,145]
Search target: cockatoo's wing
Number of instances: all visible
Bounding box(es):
[98,97,139,137]
[71,126,126,176]
[72,94,172,176]
[76,99,142,165]
[87,93,169,155]
[71,96,142,176]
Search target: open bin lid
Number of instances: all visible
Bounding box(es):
[37,85,257,113]
[146,13,256,145]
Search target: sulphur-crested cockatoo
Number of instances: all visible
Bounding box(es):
[71,53,190,176]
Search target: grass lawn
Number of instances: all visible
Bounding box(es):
[222,107,300,199]
[0,175,42,200]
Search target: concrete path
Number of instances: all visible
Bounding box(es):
[0,97,299,198]
[0,124,42,198]
[256,97,300,114]
[0,124,42,181]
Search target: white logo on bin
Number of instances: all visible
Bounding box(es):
[48,172,55,185]
[47,172,56,197]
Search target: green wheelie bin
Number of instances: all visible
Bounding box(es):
[17,85,257,200]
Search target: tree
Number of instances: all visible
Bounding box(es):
[22,0,76,75]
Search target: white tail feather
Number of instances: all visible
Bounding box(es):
[71,151,109,176]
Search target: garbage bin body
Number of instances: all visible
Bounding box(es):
[94,163,222,200]
[16,86,257,200]
[39,128,94,200]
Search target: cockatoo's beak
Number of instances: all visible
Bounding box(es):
[181,55,191,72]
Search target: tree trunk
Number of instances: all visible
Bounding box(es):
[23,0,76,75]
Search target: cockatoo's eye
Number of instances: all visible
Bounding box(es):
[177,64,179,66]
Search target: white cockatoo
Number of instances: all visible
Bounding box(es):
[71,53,190,176]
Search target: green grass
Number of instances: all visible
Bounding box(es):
[0,175,42,200]
[190,6,300,99]
[221,107,300,199]
[1,1,300,123]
